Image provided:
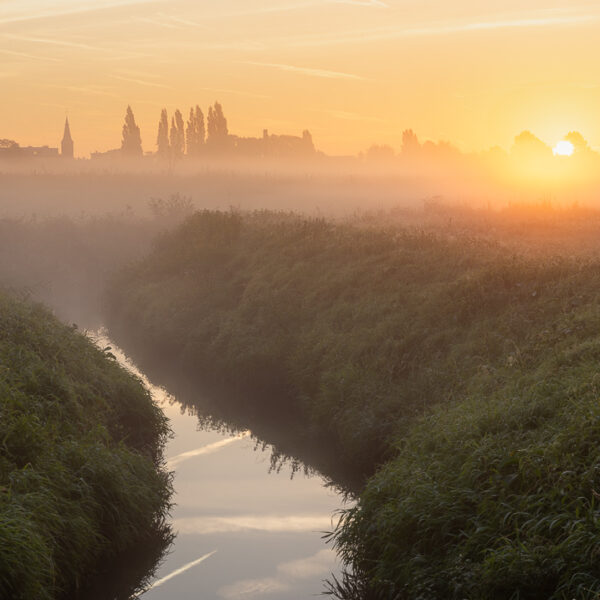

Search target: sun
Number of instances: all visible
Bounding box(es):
[553,140,574,156]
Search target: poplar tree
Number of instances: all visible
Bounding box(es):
[169,109,185,159]
[195,105,205,148]
[207,102,229,151]
[121,105,143,157]
[157,109,169,158]
[186,105,205,156]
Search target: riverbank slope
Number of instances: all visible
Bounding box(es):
[0,292,172,600]
[105,209,600,598]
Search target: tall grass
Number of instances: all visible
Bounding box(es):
[106,209,600,597]
[0,291,172,600]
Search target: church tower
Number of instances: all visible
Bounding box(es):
[61,118,74,159]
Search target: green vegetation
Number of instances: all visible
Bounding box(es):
[106,209,600,598]
[0,291,172,600]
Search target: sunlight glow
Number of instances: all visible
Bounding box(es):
[553,140,575,156]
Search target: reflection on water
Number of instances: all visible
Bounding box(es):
[92,332,345,600]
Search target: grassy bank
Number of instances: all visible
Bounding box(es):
[0,292,172,600]
[106,209,600,598]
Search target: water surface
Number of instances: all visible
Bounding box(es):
[98,333,344,600]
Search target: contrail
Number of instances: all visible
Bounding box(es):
[147,551,217,590]
[167,431,250,468]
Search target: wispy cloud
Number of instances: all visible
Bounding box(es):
[110,74,172,89]
[244,61,365,81]
[167,432,250,469]
[218,550,338,599]
[317,109,385,122]
[0,0,163,26]
[286,12,600,47]
[114,68,162,80]
[208,2,319,19]
[147,551,217,590]
[0,47,61,62]
[174,514,336,536]
[328,0,388,7]
[164,14,203,27]
[219,577,289,599]
[4,33,107,52]
[43,83,120,98]
[198,87,271,100]
[278,549,338,579]
[138,12,204,29]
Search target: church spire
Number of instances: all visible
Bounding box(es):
[61,117,74,159]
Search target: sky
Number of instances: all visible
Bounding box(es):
[1,0,600,157]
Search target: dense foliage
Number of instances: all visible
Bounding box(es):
[0,292,172,600]
[106,210,600,598]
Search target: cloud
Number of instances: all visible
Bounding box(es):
[137,12,204,28]
[218,577,290,599]
[207,2,320,19]
[110,74,173,89]
[277,549,338,578]
[218,549,338,599]
[174,514,336,536]
[0,48,61,62]
[244,61,365,81]
[285,12,600,47]
[147,551,217,590]
[328,0,388,6]
[167,432,251,469]
[0,0,163,25]
[43,83,120,98]
[4,34,108,52]
[197,87,271,100]
[317,109,385,122]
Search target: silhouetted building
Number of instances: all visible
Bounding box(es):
[230,129,315,158]
[90,148,122,161]
[0,142,58,159]
[61,118,74,159]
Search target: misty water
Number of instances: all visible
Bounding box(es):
[93,331,344,600]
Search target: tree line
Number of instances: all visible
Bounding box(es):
[121,102,230,158]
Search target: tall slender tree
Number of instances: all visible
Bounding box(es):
[186,105,205,156]
[157,109,169,158]
[207,102,229,152]
[121,105,143,157]
[169,109,185,159]
[195,105,205,148]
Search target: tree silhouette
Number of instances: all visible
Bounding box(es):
[564,131,590,154]
[366,144,395,161]
[186,105,205,156]
[401,129,420,156]
[157,109,169,158]
[169,109,185,159]
[121,105,143,157]
[512,131,552,158]
[302,130,314,153]
[207,102,229,152]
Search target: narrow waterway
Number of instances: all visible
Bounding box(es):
[93,331,345,600]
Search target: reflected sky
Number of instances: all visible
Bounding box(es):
[94,332,344,600]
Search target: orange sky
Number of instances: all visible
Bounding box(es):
[1,0,600,157]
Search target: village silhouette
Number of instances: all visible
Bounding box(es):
[0,102,598,174]
[0,103,315,162]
